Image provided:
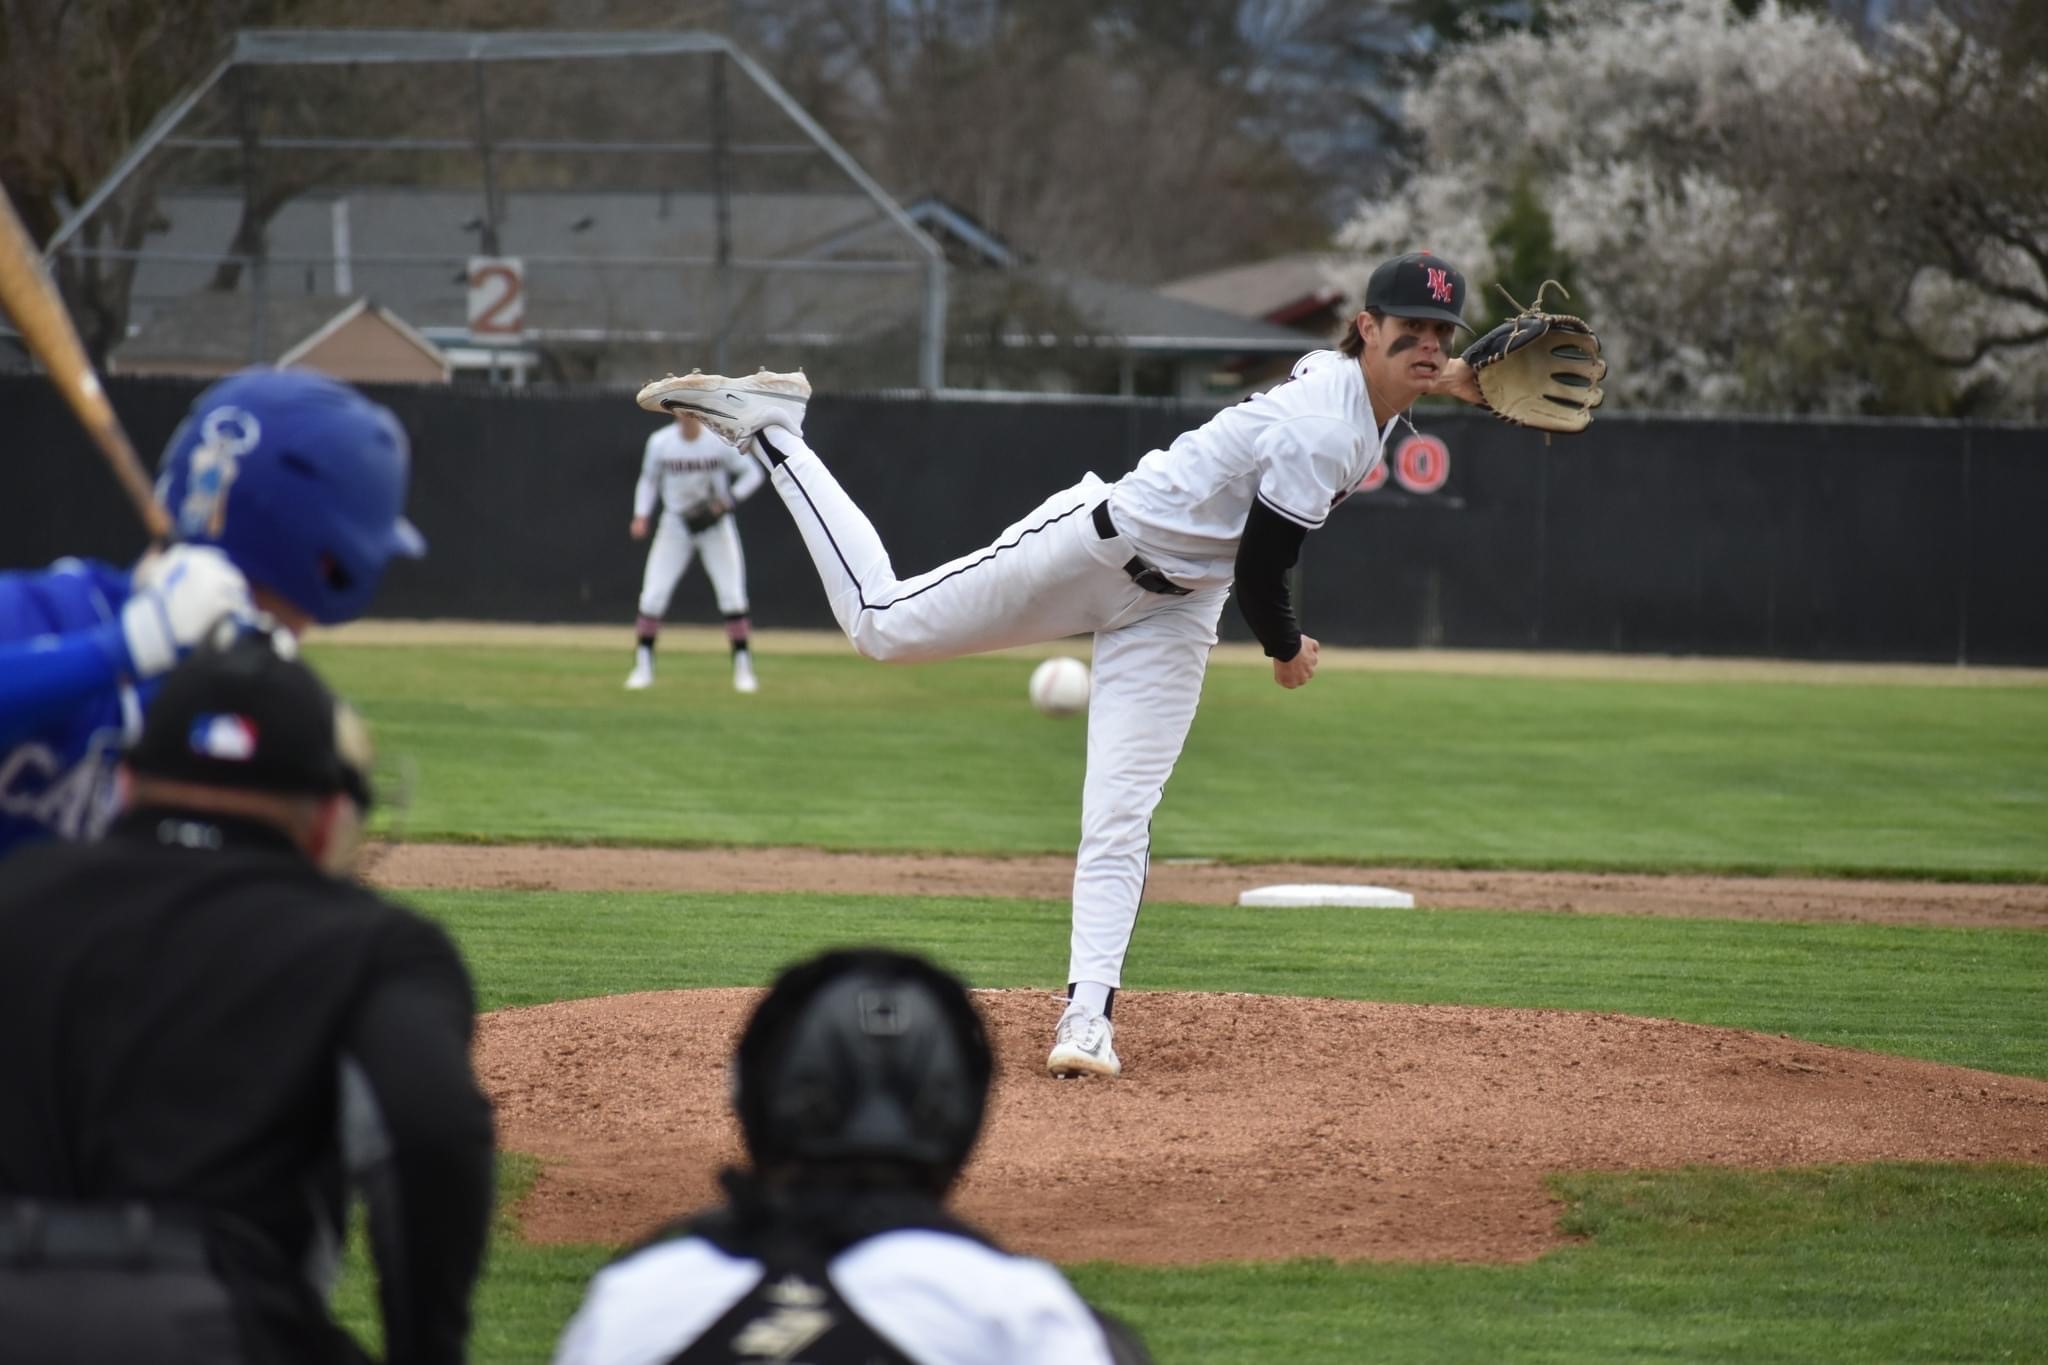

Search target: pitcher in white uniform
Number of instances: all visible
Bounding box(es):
[637,252,1489,1078]
[626,411,766,693]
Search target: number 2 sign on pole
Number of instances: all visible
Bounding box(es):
[468,257,525,343]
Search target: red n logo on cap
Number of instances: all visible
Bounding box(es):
[1426,267,1454,303]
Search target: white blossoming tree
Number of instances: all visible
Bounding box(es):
[1331,0,2048,417]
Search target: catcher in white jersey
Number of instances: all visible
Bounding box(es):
[627,411,766,693]
[551,949,1151,1365]
[638,251,1488,1080]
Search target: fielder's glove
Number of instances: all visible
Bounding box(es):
[1461,281,1608,434]
[681,498,732,533]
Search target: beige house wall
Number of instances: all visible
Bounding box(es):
[295,314,449,384]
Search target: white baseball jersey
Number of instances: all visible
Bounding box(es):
[552,1228,1120,1365]
[634,421,765,520]
[751,345,1389,1001]
[1107,349,1399,590]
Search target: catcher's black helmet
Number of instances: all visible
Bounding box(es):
[733,949,992,1185]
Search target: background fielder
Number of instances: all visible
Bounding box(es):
[640,252,1491,1082]
[627,410,765,694]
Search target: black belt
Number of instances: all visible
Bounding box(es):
[0,1200,211,1272]
[1092,501,1191,596]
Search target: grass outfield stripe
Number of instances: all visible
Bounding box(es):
[299,639,2048,1361]
[332,1159,2048,1364]
[406,890,2048,1080]
[307,646,2048,878]
[1067,1165,2048,1364]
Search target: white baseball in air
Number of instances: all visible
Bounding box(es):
[1029,656,1091,717]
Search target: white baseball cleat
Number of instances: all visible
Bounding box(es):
[732,654,759,694]
[624,662,654,690]
[635,368,810,446]
[1046,1007,1121,1079]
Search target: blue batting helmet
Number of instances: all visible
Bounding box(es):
[154,368,426,625]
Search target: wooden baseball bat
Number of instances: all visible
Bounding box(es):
[0,186,171,540]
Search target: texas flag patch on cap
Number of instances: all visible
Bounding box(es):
[188,713,259,762]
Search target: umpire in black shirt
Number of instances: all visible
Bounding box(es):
[0,629,495,1364]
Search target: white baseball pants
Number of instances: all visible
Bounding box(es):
[758,431,1227,991]
[637,512,749,619]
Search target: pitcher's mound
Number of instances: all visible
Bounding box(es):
[477,988,2048,1263]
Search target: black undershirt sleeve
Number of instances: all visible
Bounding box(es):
[1235,498,1312,661]
[342,923,497,1365]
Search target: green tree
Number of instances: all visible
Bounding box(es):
[0,0,293,357]
[1479,173,1580,334]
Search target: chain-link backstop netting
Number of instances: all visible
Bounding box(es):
[46,30,946,392]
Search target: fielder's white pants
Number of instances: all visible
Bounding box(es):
[759,431,1226,991]
[637,512,749,619]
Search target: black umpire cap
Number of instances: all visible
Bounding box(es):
[127,626,375,809]
[1364,251,1469,329]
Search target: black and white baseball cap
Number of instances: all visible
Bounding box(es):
[1363,251,1469,329]
[127,626,375,809]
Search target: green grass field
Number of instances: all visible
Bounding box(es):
[308,644,2048,877]
[309,640,2048,1363]
[415,889,2048,1079]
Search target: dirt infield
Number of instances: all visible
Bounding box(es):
[321,618,2048,687]
[480,987,2048,1264]
[418,843,2048,1261]
[371,842,2048,930]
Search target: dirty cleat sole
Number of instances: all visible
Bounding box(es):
[635,368,810,446]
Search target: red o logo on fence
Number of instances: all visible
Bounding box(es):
[1355,458,1390,493]
[1393,434,1450,494]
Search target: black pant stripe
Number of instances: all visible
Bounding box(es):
[1117,818,1155,1019]
[774,447,1089,615]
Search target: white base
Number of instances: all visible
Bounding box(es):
[1237,883,1416,909]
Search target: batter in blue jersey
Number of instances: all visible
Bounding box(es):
[0,368,426,858]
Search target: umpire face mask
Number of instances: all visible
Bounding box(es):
[312,698,375,876]
[309,791,368,877]
[126,627,380,877]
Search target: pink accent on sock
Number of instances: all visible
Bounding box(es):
[724,616,751,644]
[636,615,661,638]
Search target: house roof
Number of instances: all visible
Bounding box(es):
[1159,253,1349,322]
[122,188,936,347]
[277,297,448,369]
[116,291,367,365]
[799,196,1018,269]
[119,189,1314,360]
[1022,269,1316,355]
[115,292,448,373]
[906,198,1016,268]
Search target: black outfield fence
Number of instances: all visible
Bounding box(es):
[3,372,2042,664]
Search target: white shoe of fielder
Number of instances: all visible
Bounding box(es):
[1046,1007,1121,1079]
[635,368,811,446]
[624,662,654,690]
[732,653,759,694]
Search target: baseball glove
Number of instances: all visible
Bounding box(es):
[1461,281,1608,434]
[682,498,732,533]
